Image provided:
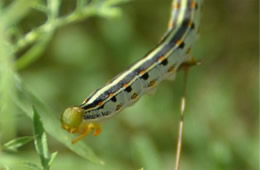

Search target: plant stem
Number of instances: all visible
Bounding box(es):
[175,68,189,170]
[14,5,100,52]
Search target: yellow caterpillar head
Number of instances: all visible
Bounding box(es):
[61,107,84,133]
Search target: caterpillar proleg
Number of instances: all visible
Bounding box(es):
[61,0,202,144]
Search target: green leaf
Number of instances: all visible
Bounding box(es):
[132,135,162,170]
[3,136,33,152]
[19,162,42,170]
[1,0,37,27]
[47,0,60,20]
[105,0,130,6]
[77,0,87,11]
[33,106,50,170]
[48,152,58,167]
[99,6,122,18]
[16,37,51,70]
[0,24,17,141]
[13,78,102,164]
[32,3,49,14]
[3,165,10,170]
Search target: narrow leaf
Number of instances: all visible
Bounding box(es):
[3,136,33,152]
[1,0,37,26]
[33,107,50,170]
[48,152,58,167]
[3,165,10,170]
[77,0,87,11]
[0,25,17,141]
[19,162,42,170]
[16,37,51,70]
[13,78,102,164]
[132,135,162,170]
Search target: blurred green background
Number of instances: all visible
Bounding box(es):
[0,0,259,170]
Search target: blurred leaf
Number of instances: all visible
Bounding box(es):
[1,0,37,26]
[97,0,128,19]
[19,162,42,170]
[5,165,10,170]
[48,152,58,167]
[3,136,33,152]
[13,77,103,164]
[0,165,10,170]
[32,3,48,14]
[104,0,130,6]
[13,0,126,71]
[210,141,232,165]
[0,25,17,141]
[47,0,60,20]
[77,0,87,11]
[98,6,122,18]
[16,37,51,70]
[132,135,162,170]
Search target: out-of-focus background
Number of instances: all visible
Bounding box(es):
[0,0,258,169]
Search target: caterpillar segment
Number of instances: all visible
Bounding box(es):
[61,0,202,144]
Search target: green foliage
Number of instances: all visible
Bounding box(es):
[0,108,58,170]
[33,107,57,170]
[0,0,258,170]
[14,80,102,164]
[18,162,42,170]
[132,135,162,170]
[3,136,33,152]
[0,0,37,26]
[0,0,125,168]
[13,0,127,70]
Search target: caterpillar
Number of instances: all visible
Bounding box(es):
[61,0,202,144]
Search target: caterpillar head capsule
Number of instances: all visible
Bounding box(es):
[61,106,102,144]
[61,107,84,134]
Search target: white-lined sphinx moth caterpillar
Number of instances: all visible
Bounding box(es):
[61,0,202,144]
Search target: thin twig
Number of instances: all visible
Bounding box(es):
[175,67,189,170]
[14,2,115,52]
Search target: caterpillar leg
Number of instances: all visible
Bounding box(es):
[71,123,102,144]
[178,57,201,71]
